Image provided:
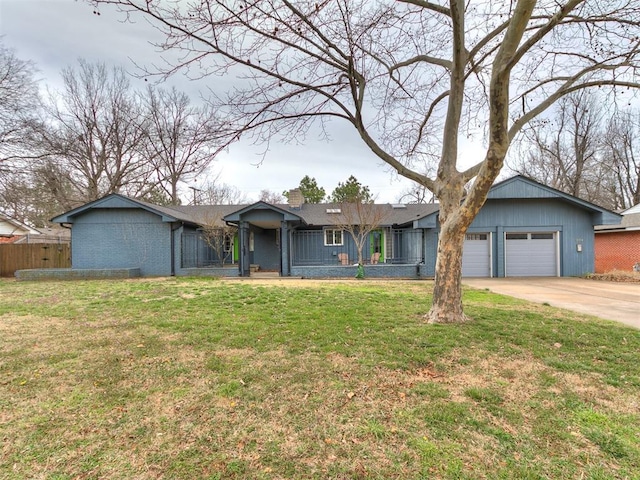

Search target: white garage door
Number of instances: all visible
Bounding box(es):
[505,232,558,277]
[462,233,491,277]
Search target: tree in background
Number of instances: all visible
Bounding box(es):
[259,189,285,204]
[0,41,40,168]
[33,60,151,203]
[83,1,640,321]
[0,163,76,228]
[198,178,250,205]
[0,57,227,224]
[602,112,640,210]
[144,86,223,205]
[397,184,435,204]
[0,38,40,182]
[514,92,604,203]
[195,171,250,205]
[329,176,372,204]
[512,93,640,211]
[283,175,326,203]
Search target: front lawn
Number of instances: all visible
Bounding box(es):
[1,278,638,479]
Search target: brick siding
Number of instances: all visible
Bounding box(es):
[290,264,422,278]
[178,267,240,277]
[594,231,640,273]
[15,268,141,281]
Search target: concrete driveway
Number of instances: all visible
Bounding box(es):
[463,277,640,329]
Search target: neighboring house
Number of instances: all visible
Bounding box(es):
[594,203,640,273]
[0,213,41,244]
[51,176,621,279]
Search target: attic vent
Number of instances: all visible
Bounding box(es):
[326,208,341,214]
[391,204,407,209]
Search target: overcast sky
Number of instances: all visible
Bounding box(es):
[0,0,489,203]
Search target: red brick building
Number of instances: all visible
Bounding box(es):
[595,207,640,273]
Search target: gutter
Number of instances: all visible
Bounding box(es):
[595,226,640,233]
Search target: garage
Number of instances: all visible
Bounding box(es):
[505,232,558,277]
[462,233,491,277]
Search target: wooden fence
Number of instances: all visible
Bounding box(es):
[0,243,71,277]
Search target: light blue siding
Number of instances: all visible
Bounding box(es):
[291,229,360,266]
[420,198,598,277]
[488,179,561,200]
[71,209,172,276]
[57,176,618,279]
[422,230,438,275]
[473,199,594,277]
[252,227,281,271]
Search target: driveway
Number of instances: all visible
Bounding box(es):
[463,277,640,329]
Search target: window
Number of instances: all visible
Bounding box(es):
[324,229,343,246]
[506,233,528,240]
[531,233,554,240]
[506,233,555,240]
[466,233,487,241]
[224,234,233,252]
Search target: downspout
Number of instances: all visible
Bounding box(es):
[60,223,73,266]
[170,222,183,277]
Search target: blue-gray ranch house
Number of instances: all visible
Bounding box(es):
[51,176,621,279]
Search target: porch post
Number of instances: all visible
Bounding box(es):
[280,220,289,277]
[239,221,250,277]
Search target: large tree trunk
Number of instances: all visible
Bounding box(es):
[428,219,469,324]
[426,178,473,324]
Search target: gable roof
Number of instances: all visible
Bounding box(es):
[51,192,440,229]
[51,176,623,231]
[0,213,40,236]
[223,201,306,223]
[488,175,617,215]
[51,193,197,225]
[415,175,622,226]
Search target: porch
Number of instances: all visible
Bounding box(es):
[291,228,423,266]
[178,220,425,279]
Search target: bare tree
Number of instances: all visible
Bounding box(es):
[144,85,223,205]
[602,112,640,209]
[397,184,435,204]
[333,201,389,267]
[0,41,40,166]
[0,160,77,227]
[35,60,152,203]
[513,96,640,211]
[514,92,604,202]
[199,177,250,205]
[90,0,640,323]
[200,212,238,267]
[259,189,285,204]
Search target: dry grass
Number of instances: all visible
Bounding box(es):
[1,278,639,479]
[587,270,640,283]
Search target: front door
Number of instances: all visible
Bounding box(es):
[370,229,385,263]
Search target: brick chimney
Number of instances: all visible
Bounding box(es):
[288,188,304,209]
